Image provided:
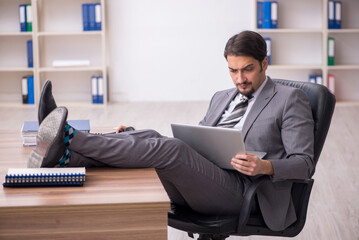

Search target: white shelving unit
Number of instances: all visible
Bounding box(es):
[0,0,107,105]
[254,0,359,101]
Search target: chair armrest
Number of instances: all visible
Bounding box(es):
[237,175,269,231]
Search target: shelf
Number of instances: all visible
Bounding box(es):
[268,65,323,70]
[327,29,359,34]
[0,67,34,72]
[37,31,103,37]
[0,32,33,36]
[257,29,322,33]
[327,65,359,70]
[39,66,105,72]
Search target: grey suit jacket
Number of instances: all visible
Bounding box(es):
[199,77,315,231]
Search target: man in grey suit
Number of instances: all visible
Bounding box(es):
[29,30,314,231]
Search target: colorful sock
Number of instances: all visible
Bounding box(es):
[56,124,76,168]
[64,124,76,147]
[57,148,71,168]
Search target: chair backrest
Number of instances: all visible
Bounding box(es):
[272,79,336,173]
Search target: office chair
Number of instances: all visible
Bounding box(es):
[168,79,336,240]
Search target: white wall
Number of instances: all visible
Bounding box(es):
[106,0,253,102]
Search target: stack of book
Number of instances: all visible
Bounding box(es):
[257,1,278,29]
[21,120,90,146]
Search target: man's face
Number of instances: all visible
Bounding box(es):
[227,55,268,97]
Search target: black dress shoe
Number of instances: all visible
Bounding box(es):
[38,80,57,124]
[28,107,68,168]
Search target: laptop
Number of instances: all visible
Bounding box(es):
[171,123,266,170]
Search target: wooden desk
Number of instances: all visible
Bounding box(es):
[0,130,170,240]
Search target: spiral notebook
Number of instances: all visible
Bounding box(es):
[3,167,86,187]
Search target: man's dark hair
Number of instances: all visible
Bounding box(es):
[224,31,267,63]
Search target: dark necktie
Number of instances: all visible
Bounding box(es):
[217,95,251,128]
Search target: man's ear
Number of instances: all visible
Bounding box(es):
[261,57,268,72]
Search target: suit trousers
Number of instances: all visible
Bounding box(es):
[68,129,250,215]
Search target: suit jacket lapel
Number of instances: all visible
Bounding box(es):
[207,88,238,126]
[242,78,277,141]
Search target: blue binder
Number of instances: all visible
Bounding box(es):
[264,38,271,65]
[82,4,89,31]
[309,75,317,84]
[270,1,278,28]
[257,1,263,29]
[95,3,102,31]
[328,1,335,29]
[334,1,342,29]
[91,76,98,103]
[263,1,271,29]
[88,4,96,31]
[97,76,104,104]
[27,40,33,68]
[27,76,34,104]
[19,4,27,32]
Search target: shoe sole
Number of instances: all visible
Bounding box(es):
[27,107,67,168]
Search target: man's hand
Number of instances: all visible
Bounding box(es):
[231,153,274,176]
[114,125,128,133]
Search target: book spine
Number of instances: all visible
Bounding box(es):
[26,4,32,32]
[19,4,27,32]
[263,1,271,29]
[328,1,335,29]
[91,76,98,103]
[97,76,104,104]
[95,3,102,31]
[27,76,34,104]
[27,40,33,68]
[334,1,342,29]
[328,37,335,66]
[21,77,28,104]
[264,37,271,65]
[257,1,263,29]
[270,1,278,29]
[82,3,90,31]
[88,4,96,31]
[327,74,335,94]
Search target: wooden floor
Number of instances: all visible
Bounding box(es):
[0,101,358,240]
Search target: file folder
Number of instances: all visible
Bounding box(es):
[309,75,317,84]
[88,4,96,31]
[328,1,335,29]
[97,76,104,104]
[257,1,264,29]
[270,1,278,28]
[27,76,34,104]
[27,40,33,68]
[95,3,102,31]
[327,74,335,94]
[327,37,335,66]
[21,77,28,104]
[82,4,90,31]
[263,1,271,29]
[264,38,271,65]
[91,76,98,103]
[19,4,27,32]
[334,1,342,29]
[26,4,32,32]
[316,75,323,85]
